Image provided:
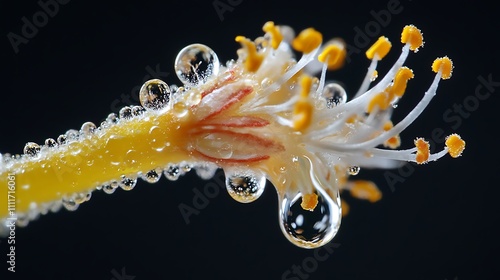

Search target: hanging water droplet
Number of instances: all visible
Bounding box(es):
[323,83,347,109]
[120,175,137,191]
[175,43,220,86]
[80,121,97,136]
[180,162,192,173]
[73,192,91,204]
[139,79,171,110]
[16,213,30,227]
[225,172,266,203]
[45,138,57,148]
[23,142,41,157]
[164,164,180,181]
[278,187,342,249]
[119,106,133,119]
[347,166,360,176]
[141,168,162,183]
[103,181,119,194]
[62,197,79,211]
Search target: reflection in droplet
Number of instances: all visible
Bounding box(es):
[348,166,360,176]
[120,175,137,191]
[164,164,180,181]
[175,43,220,86]
[141,168,162,183]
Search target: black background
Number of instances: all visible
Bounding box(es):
[1,0,499,279]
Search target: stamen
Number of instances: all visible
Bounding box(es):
[292,27,323,54]
[365,36,392,60]
[235,36,263,72]
[347,180,382,202]
[262,21,283,49]
[318,41,346,70]
[389,67,414,97]
[401,25,424,52]
[293,76,314,132]
[414,138,430,164]
[432,56,453,79]
[445,134,465,158]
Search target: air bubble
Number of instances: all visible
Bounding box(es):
[323,83,347,108]
[175,43,220,86]
[225,171,266,203]
[120,175,137,191]
[139,79,171,110]
[23,142,41,157]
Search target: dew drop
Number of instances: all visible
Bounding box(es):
[175,43,220,86]
[164,164,180,181]
[141,168,162,183]
[323,83,347,108]
[172,102,189,118]
[45,138,57,148]
[225,171,266,203]
[120,175,137,191]
[73,191,91,204]
[348,166,360,176]
[80,121,97,136]
[139,79,171,110]
[23,142,41,157]
[65,129,79,142]
[119,106,133,120]
[279,188,341,249]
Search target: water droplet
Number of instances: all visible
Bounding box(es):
[141,168,162,183]
[62,197,79,211]
[16,213,30,227]
[23,142,40,157]
[164,164,180,181]
[49,201,63,213]
[65,129,79,142]
[225,171,266,203]
[175,43,220,86]
[80,121,97,136]
[323,83,347,108]
[45,138,57,148]
[172,102,189,118]
[57,134,67,145]
[139,79,171,110]
[73,192,91,204]
[132,105,146,116]
[119,106,133,119]
[348,166,360,176]
[180,162,192,173]
[194,162,219,180]
[120,175,137,191]
[278,178,342,248]
[106,113,118,124]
